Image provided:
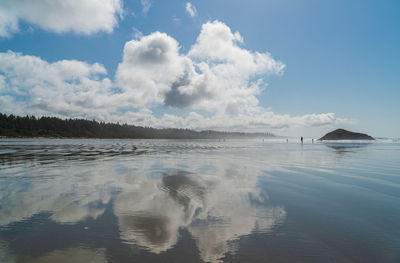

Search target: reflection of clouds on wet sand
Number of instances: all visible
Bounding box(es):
[114,169,286,262]
[183,171,286,263]
[114,189,184,253]
[189,207,285,262]
[113,171,207,253]
[0,143,286,263]
[0,164,115,226]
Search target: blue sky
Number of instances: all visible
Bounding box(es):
[0,0,399,137]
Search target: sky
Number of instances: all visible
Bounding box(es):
[0,0,399,138]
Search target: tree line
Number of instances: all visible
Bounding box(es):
[0,113,274,139]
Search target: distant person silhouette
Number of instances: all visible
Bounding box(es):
[301,137,303,143]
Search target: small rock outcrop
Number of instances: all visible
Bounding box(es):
[319,129,374,141]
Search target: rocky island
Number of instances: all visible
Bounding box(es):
[319,128,374,141]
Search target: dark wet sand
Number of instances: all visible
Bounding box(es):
[0,139,399,262]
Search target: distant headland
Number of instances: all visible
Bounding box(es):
[319,129,374,141]
[0,113,274,139]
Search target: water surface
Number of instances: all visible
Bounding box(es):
[0,139,399,262]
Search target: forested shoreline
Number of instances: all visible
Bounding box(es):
[0,113,274,139]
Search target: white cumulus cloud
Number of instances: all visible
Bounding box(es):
[116,31,190,107]
[116,20,285,114]
[186,2,197,17]
[0,0,123,37]
[0,50,115,119]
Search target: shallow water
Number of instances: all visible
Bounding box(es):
[0,138,399,262]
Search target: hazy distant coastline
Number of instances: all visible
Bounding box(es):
[0,113,274,139]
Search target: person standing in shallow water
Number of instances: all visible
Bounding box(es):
[301,137,303,143]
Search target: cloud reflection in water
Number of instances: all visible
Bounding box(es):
[114,170,285,262]
[0,141,286,263]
